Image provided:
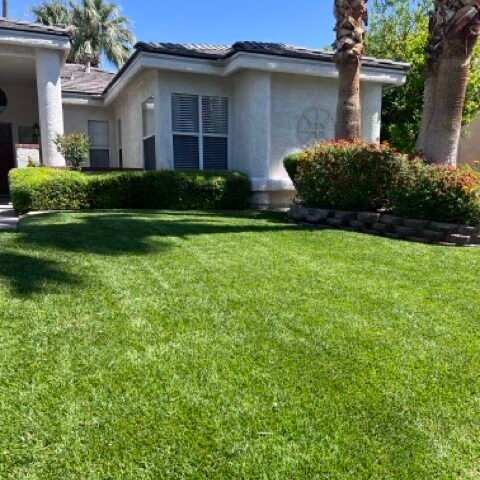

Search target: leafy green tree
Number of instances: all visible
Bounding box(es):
[32,0,135,68]
[366,0,480,153]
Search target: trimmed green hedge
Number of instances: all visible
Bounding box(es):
[9,168,251,214]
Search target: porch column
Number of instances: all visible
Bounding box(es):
[35,49,65,166]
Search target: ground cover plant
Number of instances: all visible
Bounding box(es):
[0,210,478,478]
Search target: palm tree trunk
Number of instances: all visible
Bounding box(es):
[421,40,474,164]
[416,60,439,153]
[2,0,8,18]
[333,0,368,141]
[416,1,480,164]
[335,55,361,139]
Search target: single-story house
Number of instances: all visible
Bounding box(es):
[0,18,408,206]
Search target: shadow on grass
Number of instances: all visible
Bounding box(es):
[0,251,81,296]
[15,211,299,256]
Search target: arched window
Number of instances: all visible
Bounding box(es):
[0,89,7,113]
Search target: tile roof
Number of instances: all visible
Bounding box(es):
[60,41,410,97]
[0,17,70,36]
[135,41,410,71]
[61,63,115,95]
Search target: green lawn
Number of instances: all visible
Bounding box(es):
[0,211,478,479]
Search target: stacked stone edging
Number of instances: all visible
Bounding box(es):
[288,205,480,247]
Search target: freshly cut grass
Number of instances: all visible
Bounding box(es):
[0,210,478,479]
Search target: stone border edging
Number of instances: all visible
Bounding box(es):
[289,205,480,247]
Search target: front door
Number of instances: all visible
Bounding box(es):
[0,123,14,195]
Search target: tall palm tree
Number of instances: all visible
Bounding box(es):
[32,0,135,68]
[32,2,71,26]
[333,0,368,140]
[417,0,480,164]
[2,0,8,17]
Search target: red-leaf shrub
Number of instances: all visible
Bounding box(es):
[284,141,405,211]
[391,160,480,225]
[284,141,480,225]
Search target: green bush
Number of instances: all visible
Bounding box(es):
[391,160,480,225]
[9,168,251,214]
[284,141,480,226]
[10,168,90,214]
[283,152,303,180]
[54,133,90,168]
[285,141,405,211]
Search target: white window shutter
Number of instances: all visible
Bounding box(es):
[202,96,228,135]
[172,93,199,133]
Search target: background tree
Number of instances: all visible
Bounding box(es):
[32,0,135,68]
[334,0,369,139]
[32,1,70,26]
[367,0,480,153]
[417,0,480,164]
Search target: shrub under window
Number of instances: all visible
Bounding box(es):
[9,168,251,214]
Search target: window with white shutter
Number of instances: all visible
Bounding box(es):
[171,93,228,171]
[88,120,110,167]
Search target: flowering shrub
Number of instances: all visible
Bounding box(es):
[285,141,480,225]
[391,160,480,225]
[285,141,406,211]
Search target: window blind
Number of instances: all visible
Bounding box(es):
[202,96,228,135]
[173,135,199,170]
[172,94,199,133]
[88,120,110,167]
[171,93,228,171]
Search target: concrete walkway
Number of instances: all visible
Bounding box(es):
[0,197,18,231]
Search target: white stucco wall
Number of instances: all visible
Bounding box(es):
[111,69,157,168]
[63,104,117,166]
[231,70,271,184]
[269,74,337,185]
[235,73,383,191]
[16,145,40,167]
[0,79,39,147]
[360,82,382,143]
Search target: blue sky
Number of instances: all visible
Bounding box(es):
[10,0,336,49]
